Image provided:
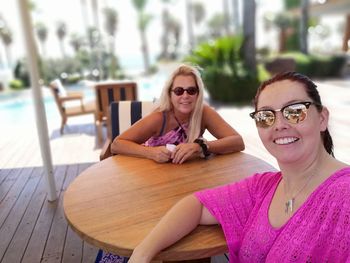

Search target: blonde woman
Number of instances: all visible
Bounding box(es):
[111,64,245,164]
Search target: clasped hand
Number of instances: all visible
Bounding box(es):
[150,143,201,164]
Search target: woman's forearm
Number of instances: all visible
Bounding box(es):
[129,195,203,263]
[111,139,150,158]
[208,135,245,155]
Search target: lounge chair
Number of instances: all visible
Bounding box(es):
[49,79,96,134]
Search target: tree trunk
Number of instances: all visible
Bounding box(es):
[140,30,150,73]
[39,40,46,57]
[4,45,12,68]
[342,14,350,52]
[80,0,90,42]
[231,0,240,34]
[186,0,195,51]
[91,0,100,31]
[300,0,309,54]
[223,0,230,35]
[242,0,256,74]
[279,28,287,52]
[59,40,66,57]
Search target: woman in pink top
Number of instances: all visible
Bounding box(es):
[129,72,350,263]
[111,64,245,164]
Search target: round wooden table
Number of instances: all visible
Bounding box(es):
[63,152,275,261]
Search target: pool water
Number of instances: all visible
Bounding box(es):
[0,76,166,128]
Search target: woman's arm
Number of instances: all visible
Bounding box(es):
[170,106,244,164]
[111,112,171,163]
[129,195,218,263]
[203,105,245,154]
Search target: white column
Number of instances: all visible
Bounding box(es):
[17,0,57,201]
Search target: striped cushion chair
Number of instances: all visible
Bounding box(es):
[94,81,138,143]
[99,100,155,160]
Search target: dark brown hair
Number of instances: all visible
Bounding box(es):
[253,71,334,156]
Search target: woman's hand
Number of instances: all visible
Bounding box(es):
[171,143,201,164]
[128,251,150,263]
[149,146,172,163]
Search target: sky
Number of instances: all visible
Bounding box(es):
[0,0,346,74]
[0,0,234,71]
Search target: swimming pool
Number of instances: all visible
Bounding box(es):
[0,76,166,128]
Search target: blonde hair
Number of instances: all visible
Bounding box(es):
[157,64,204,143]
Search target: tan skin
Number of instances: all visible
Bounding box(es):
[128,79,348,263]
[111,75,244,164]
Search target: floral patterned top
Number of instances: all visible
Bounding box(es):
[145,111,188,146]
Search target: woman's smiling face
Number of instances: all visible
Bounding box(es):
[256,79,328,165]
[170,75,198,116]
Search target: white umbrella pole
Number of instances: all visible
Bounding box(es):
[17,0,57,201]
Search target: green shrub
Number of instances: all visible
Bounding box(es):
[66,74,82,84]
[280,52,346,77]
[13,59,30,88]
[185,36,262,104]
[9,79,24,90]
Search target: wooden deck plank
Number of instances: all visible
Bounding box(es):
[41,165,79,263]
[0,139,37,202]
[0,138,30,183]
[62,163,98,263]
[21,165,68,263]
[79,163,100,263]
[0,167,41,260]
[82,241,99,263]
[1,167,45,263]
[0,166,34,228]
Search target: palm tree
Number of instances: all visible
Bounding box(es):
[273,13,293,52]
[223,0,231,35]
[103,7,118,78]
[192,2,205,25]
[103,7,118,56]
[231,0,240,34]
[80,0,90,51]
[91,0,100,31]
[300,0,309,54]
[191,2,205,43]
[132,0,152,73]
[207,13,226,38]
[69,33,85,54]
[0,24,13,68]
[186,0,195,50]
[242,0,256,74]
[35,22,48,56]
[159,0,172,59]
[168,14,181,59]
[56,21,67,57]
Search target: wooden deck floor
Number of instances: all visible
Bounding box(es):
[0,80,349,263]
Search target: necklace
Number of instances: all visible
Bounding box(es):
[283,172,316,214]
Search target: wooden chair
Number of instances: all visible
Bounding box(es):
[94,81,138,143]
[49,79,96,134]
[100,100,155,160]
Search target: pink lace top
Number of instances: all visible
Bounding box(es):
[195,167,350,262]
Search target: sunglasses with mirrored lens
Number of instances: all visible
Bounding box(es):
[249,101,316,128]
[171,87,199,96]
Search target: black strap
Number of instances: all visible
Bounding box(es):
[174,115,187,140]
[158,111,167,136]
